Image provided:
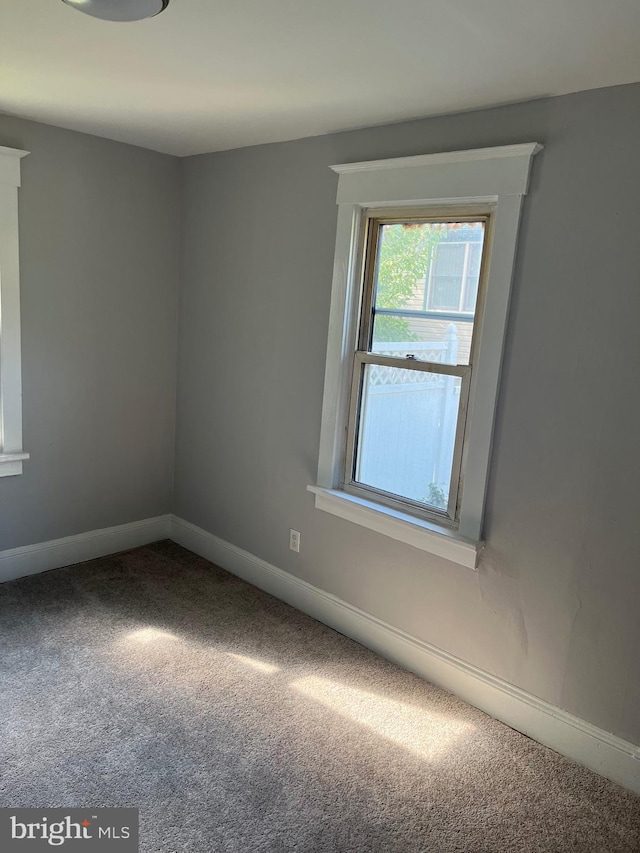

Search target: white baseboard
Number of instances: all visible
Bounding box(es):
[170,514,640,795]
[0,515,172,583]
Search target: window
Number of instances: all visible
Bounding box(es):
[0,146,29,477]
[346,212,489,526]
[308,144,542,568]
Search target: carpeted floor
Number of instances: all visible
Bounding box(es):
[0,541,639,852]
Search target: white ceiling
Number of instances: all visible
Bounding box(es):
[1,0,639,157]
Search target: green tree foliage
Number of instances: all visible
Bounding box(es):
[424,482,448,510]
[373,224,444,342]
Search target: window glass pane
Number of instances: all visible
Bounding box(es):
[354,363,462,511]
[370,220,484,365]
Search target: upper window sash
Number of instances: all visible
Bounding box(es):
[358,209,491,363]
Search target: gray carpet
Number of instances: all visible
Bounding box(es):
[1,541,639,852]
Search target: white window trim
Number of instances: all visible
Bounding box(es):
[308,143,542,569]
[0,146,29,477]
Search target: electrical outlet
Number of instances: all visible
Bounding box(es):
[289,529,301,553]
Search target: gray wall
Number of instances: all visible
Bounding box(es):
[0,114,180,549]
[174,83,640,745]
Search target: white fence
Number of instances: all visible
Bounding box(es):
[358,326,460,507]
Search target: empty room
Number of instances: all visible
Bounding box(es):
[1,1,639,850]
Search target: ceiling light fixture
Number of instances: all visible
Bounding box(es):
[61,0,169,22]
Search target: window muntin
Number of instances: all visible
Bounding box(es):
[345,212,490,524]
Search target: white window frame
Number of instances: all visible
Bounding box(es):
[0,146,29,477]
[308,143,542,569]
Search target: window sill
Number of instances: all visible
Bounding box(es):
[307,485,482,569]
[0,452,29,477]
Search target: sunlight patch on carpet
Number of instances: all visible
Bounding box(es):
[124,627,182,644]
[291,676,475,761]
[227,653,280,674]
